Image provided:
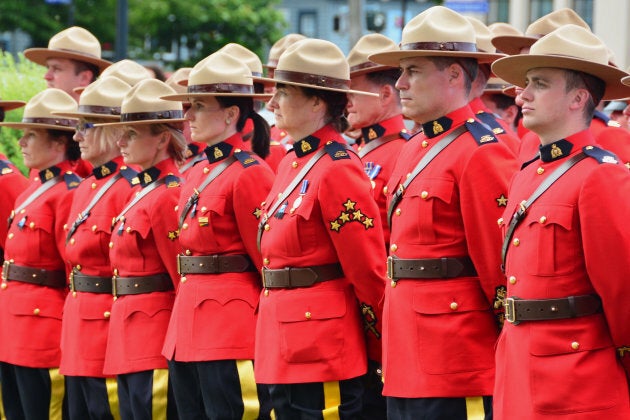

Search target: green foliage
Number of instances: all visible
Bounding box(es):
[0,53,46,175]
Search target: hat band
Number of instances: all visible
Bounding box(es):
[78,105,121,116]
[120,110,183,122]
[53,47,101,60]
[21,117,75,127]
[486,83,510,90]
[266,59,279,68]
[350,62,384,73]
[401,41,477,53]
[274,69,349,90]
[188,83,254,94]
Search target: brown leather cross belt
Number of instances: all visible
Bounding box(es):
[177,254,256,275]
[262,263,344,289]
[387,256,477,280]
[113,273,174,297]
[70,271,112,294]
[504,294,602,325]
[2,261,66,288]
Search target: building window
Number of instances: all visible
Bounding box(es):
[574,0,593,28]
[530,0,553,21]
[298,11,318,38]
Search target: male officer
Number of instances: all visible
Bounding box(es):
[369,6,518,419]
[492,24,630,419]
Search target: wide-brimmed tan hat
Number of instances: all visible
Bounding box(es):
[492,8,590,55]
[466,16,499,55]
[483,77,513,94]
[74,59,152,95]
[165,67,192,94]
[347,33,398,77]
[95,79,185,127]
[492,25,630,100]
[265,33,307,69]
[53,76,131,120]
[369,6,505,66]
[0,89,77,131]
[162,51,272,102]
[255,38,378,96]
[217,43,273,91]
[0,100,26,111]
[24,26,111,71]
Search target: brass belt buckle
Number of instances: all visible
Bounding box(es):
[112,270,118,299]
[69,269,76,292]
[261,268,268,288]
[1,260,10,281]
[504,297,519,325]
[386,256,394,280]
[176,254,182,275]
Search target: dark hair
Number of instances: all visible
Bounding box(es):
[365,68,401,89]
[484,93,522,126]
[145,64,167,82]
[49,129,81,161]
[73,59,100,83]
[428,57,478,94]
[301,86,349,133]
[216,96,271,158]
[563,69,605,120]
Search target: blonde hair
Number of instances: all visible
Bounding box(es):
[149,123,187,164]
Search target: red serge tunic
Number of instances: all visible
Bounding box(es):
[255,124,387,384]
[103,159,181,375]
[60,157,138,377]
[355,115,407,247]
[0,154,29,250]
[162,134,274,362]
[382,105,518,398]
[494,130,630,419]
[0,161,81,367]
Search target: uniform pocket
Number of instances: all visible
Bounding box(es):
[529,316,623,414]
[281,196,318,257]
[10,293,63,350]
[413,279,497,374]
[277,290,346,363]
[122,294,174,361]
[77,298,112,360]
[404,177,456,244]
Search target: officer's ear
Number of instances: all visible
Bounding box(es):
[569,88,591,112]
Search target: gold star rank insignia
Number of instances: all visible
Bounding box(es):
[330,220,341,232]
[343,199,356,211]
[339,212,351,223]
[362,217,374,229]
[496,194,508,207]
[168,230,179,241]
[352,210,364,220]
[253,208,262,219]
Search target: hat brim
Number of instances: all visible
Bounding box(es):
[492,55,630,100]
[52,111,121,120]
[350,64,396,78]
[368,50,506,67]
[94,118,186,128]
[491,36,537,56]
[253,76,379,97]
[0,122,75,131]
[0,101,26,111]
[24,48,112,71]
[161,93,273,102]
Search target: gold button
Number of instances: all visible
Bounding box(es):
[104,311,111,318]
[76,265,82,271]
[29,222,35,229]
[264,289,269,296]
[450,302,458,311]
[182,223,189,229]
[185,249,192,256]
[305,311,312,319]
[571,341,580,350]
[63,223,68,231]
[70,238,75,245]
[8,233,13,239]
[33,308,40,315]
[391,280,397,288]
[1,283,7,290]
[395,208,401,216]
[390,244,398,252]
[509,276,517,285]
[92,225,97,232]
[421,191,429,199]
[109,241,114,248]
[263,258,270,265]
[467,118,475,123]
[201,206,207,212]
[203,167,210,174]
[497,218,504,226]
[113,268,118,276]
[513,238,520,246]
[20,209,25,214]
[421,140,429,148]
[91,182,97,189]
[72,291,77,297]
[537,167,545,175]
[292,161,298,168]
[264,224,270,231]
[181,276,187,283]
[174,205,179,211]
[539,216,547,224]
[383,186,388,195]
[125,227,131,233]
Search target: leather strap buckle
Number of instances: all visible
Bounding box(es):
[504,297,519,325]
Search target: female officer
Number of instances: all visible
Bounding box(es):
[0,88,82,419]
[96,78,185,420]
[254,39,387,418]
[161,51,274,420]
[55,76,137,420]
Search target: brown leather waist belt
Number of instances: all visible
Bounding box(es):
[70,271,112,294]
[387,256,477,280]
[262,263,344,289]
[113,273,174,296]
[177,254,256,275]
[505,294,602,325]
[2,261,66,288]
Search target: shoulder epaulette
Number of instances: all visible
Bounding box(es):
[234,150,260,168]
[400,130,412,141]
[0,160,14,175]
[63,172,82,190]
[465,119,498,146]
[164,174,181,188]
[476,112,505,135]
[582,145,620,164]
[120,166,139,186]
[324,141,352,160]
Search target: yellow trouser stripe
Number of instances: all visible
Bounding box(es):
[49,368,64,420]
[236,360,260,420]
[0,381,4,420]
[106,377,121,420]
[465,396,485,420]
[152,369,169,420]
[322,381,341,420]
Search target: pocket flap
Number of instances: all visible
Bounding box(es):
[412,279,489,314]
[289,196,316,220]
[198,195,227,217]
[405,177,454,204]
[276,291,347,322]
[124,294,174,318]
[78,298,113,320]
[9,294,63,319]
[527,204,574,230]
[529,316,612,356]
